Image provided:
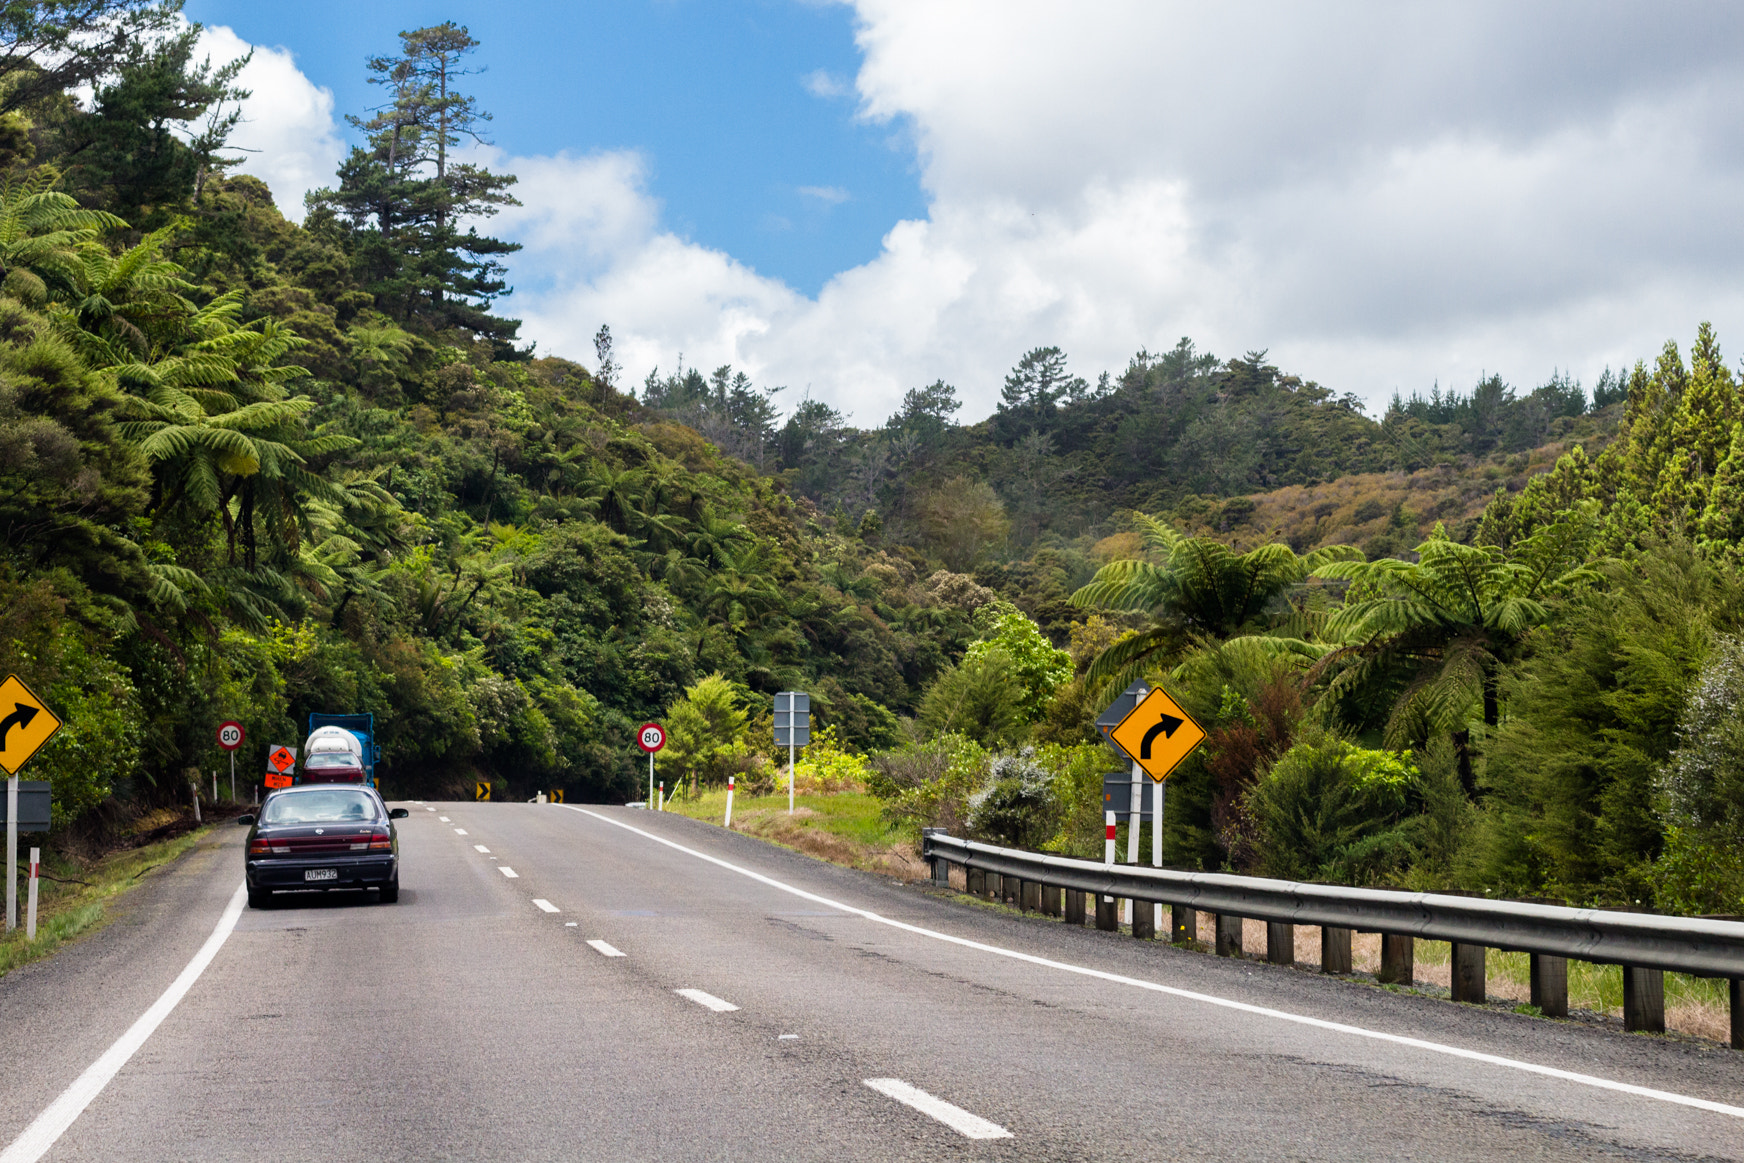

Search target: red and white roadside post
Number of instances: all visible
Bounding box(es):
[1104,809,1117,918]
[25,846,38,940]
[724,775,736,828]
[637,723,665,809]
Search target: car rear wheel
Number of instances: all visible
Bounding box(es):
[378,877,399,904]
[247,888,272,909]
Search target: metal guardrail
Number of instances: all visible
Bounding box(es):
[921,832,1744,981]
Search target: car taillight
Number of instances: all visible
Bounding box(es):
[366,832,392,851]
[248,839,269,855]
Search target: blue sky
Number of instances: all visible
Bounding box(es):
[185,0,925,297]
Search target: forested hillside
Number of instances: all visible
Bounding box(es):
[7,4,1744,917]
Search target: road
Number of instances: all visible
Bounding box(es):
[1,801,1743,1160]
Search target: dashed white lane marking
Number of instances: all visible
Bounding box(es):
[424,807,434,812]
[565,922,577,927]
[560,806,1744,1123]
[454,828,467,835]
[863,1079,1011,1140]
[676,988,739,1013]
[586,939,624,957]
[438,816,450,822]
[473,845,490,853]
[498,866,519,878]
[0,883,247,1163]
[533,899,559,913]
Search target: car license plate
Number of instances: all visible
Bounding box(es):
[304,868,338,882]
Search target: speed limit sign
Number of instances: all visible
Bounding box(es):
[637,723,666,753]
[216,720,245,751]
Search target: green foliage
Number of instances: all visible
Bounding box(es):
[663,672,750,791]
[1246,732,1421,884]
[962,605,1070,720]
[966,749,1059,849]
[917,650,1026,748]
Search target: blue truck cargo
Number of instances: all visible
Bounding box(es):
[305,713,381,787]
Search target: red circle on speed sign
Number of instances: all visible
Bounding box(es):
[637,723,665,753]
[216,720,245,751]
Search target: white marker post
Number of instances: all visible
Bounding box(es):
[6,774,16,932]
[724,775,735,828]
[658,781,665,811]
[26,846,38,940]
[1102,809,1116,914]
[1125,759,1142,926]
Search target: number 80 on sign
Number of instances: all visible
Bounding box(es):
[637,723,665,753]
[216,720,245,751]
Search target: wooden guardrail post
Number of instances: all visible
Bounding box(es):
[1132,900,1155,939]
[1022,880,1041,912]
[1065,889,1086,925]
[1171,904,1196,944]
[1379,934,1414,984]
[1529,953,1567,1017]
[1623,966,1665,1033]
[1266,922,1294,966]
[966,867,984,895]
[1450,943,1486,1003]
[1730,979,1743,1049]
[1215,914,1242,957]
[1321,926,1352,973]
[1095,894,1118,931]
[1042,885,1061,917]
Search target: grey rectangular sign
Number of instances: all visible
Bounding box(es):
[1102,775,1155,816]
[0,781,51,832]
[1095,682,1150,761]
[774,691,811,747]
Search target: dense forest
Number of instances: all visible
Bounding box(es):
[6,3,1744,916]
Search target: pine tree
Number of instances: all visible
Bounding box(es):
[1653,322,1739,526]
[1699,423,1744,547]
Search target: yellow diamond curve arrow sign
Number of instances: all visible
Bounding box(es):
[0,674,62,776]
[1109,687,1206,783]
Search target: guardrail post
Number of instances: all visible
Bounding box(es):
[1215,914,1242,957]
[1450,943,1486,1003]
[1095,894,1118,931]
[1002,875,1018,904]
[1042,885,1061,917]
[1022,880,1041,913]
[1623,966,1665,1033]
[1132,899,1155,939]
[966,867,984,895]
[1171,904,1196,944]
[1266,922,1294,966]
[1379,935,1414,985]
[1529,954,1567,1017]
[1065,889,1085,925]
[1321,926,1352,974]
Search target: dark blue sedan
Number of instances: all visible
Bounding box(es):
[238,785,407,907]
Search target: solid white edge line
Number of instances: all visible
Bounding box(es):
[863,1078,1012,1140]
[676,988,740,1012]
[558,805,1744,1121]
[498,866,518,878]
[586,939,625,957]
[532,898,559,913]
[0,881,247,1163]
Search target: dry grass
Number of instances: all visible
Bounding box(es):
[663,790,927,879]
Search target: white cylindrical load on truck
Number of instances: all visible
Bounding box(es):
[305,725,364,759]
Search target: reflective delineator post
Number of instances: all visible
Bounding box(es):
[724,775,735,828]
[25,846,37,941]
[657,781,665,811]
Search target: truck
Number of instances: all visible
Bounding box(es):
[301,713,381,788]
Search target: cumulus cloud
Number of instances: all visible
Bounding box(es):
[802,69,848,99]
[194,25,344,222]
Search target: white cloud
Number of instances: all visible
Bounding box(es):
[802,69,848,99]
[797,185,850,205]
[195,25,344,222]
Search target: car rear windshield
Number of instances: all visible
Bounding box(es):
[304,752,360,769]
[262,790,381,825]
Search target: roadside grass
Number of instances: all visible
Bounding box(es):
[661,789,925,877]
[0,821,217,981]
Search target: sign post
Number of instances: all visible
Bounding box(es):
[637,723,666,808]
[1099,685,1207,934]
[773,692,809,815]
[0,674,61,932]
[216,721,244,804]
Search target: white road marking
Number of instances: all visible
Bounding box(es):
[676,988,739,1012]
[863,1078,1011,1140]
[473,845,490,853]
[587,939,624,957]
[560,806,1744,1123]
[533,899,559,913]
[498,866,519,878]
[454,828,467,835]
[0,883,247,1163]
[425,807,434,812]
[438,816,450,822]
[565,922,578,927]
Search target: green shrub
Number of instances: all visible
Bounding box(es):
[1246,732,1419,883]
[966,749,1059,849]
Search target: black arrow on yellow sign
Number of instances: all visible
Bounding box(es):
[0,703,39,752]
[1139,713,1185,758]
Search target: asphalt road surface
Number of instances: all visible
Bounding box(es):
[2,802,1744,1161]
